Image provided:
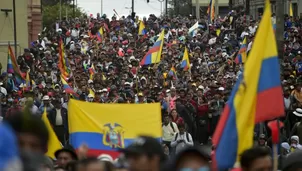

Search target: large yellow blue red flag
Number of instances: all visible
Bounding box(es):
[212,0,284,170]
[42,108,62,159]
[235,37,247,64]
[207,0,215,22]
[138,20,147,35]
[97,27,104,42]
[181,47,191,71]
[140,30,165,65]
[68,99,162,159]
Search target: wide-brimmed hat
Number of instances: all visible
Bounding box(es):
[293,108,302,117]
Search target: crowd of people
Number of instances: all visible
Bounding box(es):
[1,5,302,171]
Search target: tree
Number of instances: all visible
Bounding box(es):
[42,0,73,6]
[42,3,85,28]
[168,0,192,16]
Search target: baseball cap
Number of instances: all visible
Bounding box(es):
[120,136,165,161]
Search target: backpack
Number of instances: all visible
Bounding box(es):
[174,132,190,142]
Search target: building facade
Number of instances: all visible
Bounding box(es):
[0,0,41,73]
[232,0,301,19]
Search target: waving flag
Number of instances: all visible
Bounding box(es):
[58,39,69,78]
[168,66,177,79]
[7,45,25,84]
[181,47,191,71]
[97,27,104,42]
[42,108,62,159]
[140,30,165,66]
[212,0,284,170]
[207,0,215,23]
[89,64,96,80]
[235,37,247,64]
[25,70,31,89]
[289,0,293,17]
[138,21,147,35]
[188,22,199,36]
[61,76,79,98]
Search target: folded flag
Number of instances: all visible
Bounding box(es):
[212,0,284,170]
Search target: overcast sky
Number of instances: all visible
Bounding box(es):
[77,0,162,18]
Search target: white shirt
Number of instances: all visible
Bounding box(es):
[55,109,63,126]
[249,26,257,35]
[162,122,179,142]
[171,132,194,154]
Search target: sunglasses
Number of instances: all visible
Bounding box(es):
[179,166,210,171]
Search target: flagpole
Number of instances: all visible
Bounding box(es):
[13,0,17,57]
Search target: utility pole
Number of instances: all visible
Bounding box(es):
[73,0,75,17]
[132,0,134,14]
[196,0,200,19]
[276,0,284,59]
[246,0,250,25]
[12,0,17,57]
[60,0,62,21]
[215,0,219,18]
[101,0,103,16]
[165,0,168,16]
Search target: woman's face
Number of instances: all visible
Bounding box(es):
[172,110,177,118]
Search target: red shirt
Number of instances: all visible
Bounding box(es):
[197,103,209,117]
[171,116,184,125]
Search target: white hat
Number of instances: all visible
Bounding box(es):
[293,108,302,117]
[124,82,131,85]
[198,85,204,90]
[218,87,225,91]
[97,154,113,162]
[102,88,108,92]
[88,80,93,84]
[166,89,170,93]
[42,95,50,101]
[83,35,89,38]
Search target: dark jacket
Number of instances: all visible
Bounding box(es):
[47,108,68,133]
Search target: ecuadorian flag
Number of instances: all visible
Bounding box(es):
[235,37,247,64]
[61,76,79,98]
[181,47,191,71]
[212,0,284,170]
[138,20,147,36]
[68,99,162,159]
[97,27,104,42]
[140,30,165,66]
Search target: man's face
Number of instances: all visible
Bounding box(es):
[18,133,44,154]
[176,153,209,171]
[127,154,157,171]
[164,116,170,124]
[246,156,272,171]
[57,152,73,168]
[85,161,103,171]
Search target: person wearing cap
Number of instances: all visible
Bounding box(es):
[171,124,194,154]
[55,146,78,169]
[289,135,302,152]
[240,147,272,171]
[290,108,302,143]
[257,134,271,153]
[120,135,166,171]
[38,95,54,115]
[47,99,68,145]
[165,145,210,171]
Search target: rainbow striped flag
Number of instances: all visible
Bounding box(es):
[212,0,284,170]
[58,39,69,78]
[140,30,165,65]
[168,66,177,79]
[7,45,25,84]
[207,0,215,23]
[235,37,247,64]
